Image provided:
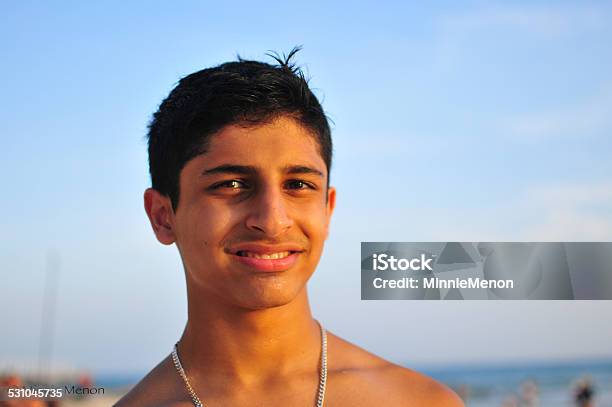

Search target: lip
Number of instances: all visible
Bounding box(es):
[227,243,304,272]
[232,251,300,272]
[229,243,305,255]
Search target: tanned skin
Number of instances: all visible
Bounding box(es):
[116,117,464,407]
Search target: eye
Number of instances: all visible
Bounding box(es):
[210,179,249,190]
[285,179,315,190]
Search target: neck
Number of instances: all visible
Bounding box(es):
[178,285,322,386]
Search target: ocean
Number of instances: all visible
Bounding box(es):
[421,359,612,406]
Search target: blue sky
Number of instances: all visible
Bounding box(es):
[1,1,612,375]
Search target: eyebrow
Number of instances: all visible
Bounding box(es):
[284,165,324,177]
[201,164,257,176]
[201,164,324,178]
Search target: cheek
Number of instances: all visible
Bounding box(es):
[300,205,329,243]
[178,205,237,250]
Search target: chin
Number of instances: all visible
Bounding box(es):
[230,278,306,310]
[240,297,295,310]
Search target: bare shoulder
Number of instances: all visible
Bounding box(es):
[327,332,464,407]
[114,355,191,407]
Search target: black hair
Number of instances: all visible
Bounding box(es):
[147,47,332,210]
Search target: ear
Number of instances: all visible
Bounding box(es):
[144,188,177,245]
[324,186,336,239]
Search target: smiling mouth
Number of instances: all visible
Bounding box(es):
[235,251,297,259]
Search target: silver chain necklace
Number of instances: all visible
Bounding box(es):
[172,322,328,407]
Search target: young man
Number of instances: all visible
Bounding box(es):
[117,50,463,407]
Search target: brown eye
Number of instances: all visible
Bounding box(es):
[210,180,249,190]
[285,180,314,190]
[226,180,244,189]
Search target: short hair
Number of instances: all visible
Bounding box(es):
[147,47,332,210]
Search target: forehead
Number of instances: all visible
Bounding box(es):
[201,116,326,172]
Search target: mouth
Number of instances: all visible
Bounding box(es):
[235,250,297,260]
[230,246,304,272]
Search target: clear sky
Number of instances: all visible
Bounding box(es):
[1,1,612,375]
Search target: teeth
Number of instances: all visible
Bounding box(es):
[241,251,291,259]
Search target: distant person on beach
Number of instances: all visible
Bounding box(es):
[520,380,539,407]
[574,376,595,407]
[115,49,463,406]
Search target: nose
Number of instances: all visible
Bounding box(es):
[245,185,293,237]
